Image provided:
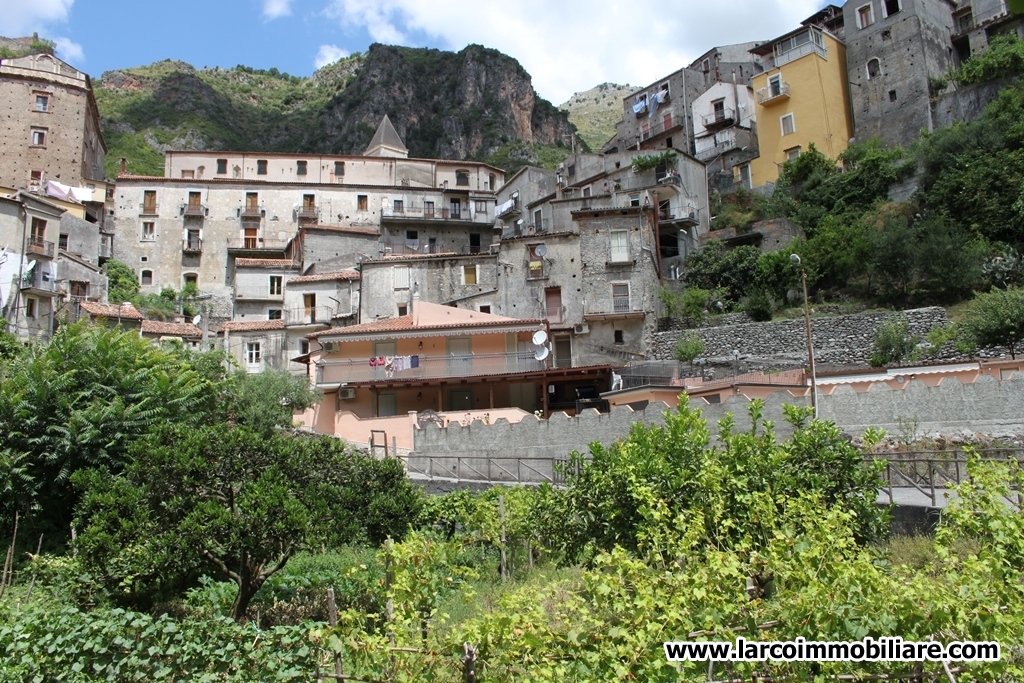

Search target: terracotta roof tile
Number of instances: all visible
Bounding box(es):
[234,258,298,269]
[141,320,202,337]
[79,301,145,320]
[302,224,380,236]
[219,319,286,333]
[288,269,360,284]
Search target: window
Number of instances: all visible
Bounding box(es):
[488,174,495,190]
[299,339,310,355]
[30,217,46,242]
[184,273,198,288]
[737,164,752,189]
[35,94,49,112]
[26,298,37,319]
[246,342,262,366]
[406,229,418,242]
[462,265,478,286]
[533,209,542,232]
[216,158,227,174]
[397,304,408,316]
[334,161,345,177]
[187,191,201,210]
[141,270,153,285]
[768,74,784,97]
[296,160,307,176]
[567,164,575,178]
[393,199,404,213]
[58,233,68,250]
[31,128,46,146]
[257,159,268,175]
[181,170,194,179]
[424,200,435,217]
[456,170,469,186]
[785,146,802,161]
[70,281,89,298]
[268,309,282,320]
[629,195,641,207]
[357,195,368,211]
[867,58,881,79]
[394,265,410,290]
[609,229,630,263]
[469,233,481,254]
[269,275,282,296]
[143,190,157,214]
[612,283,630,313]
[140,256,148,263]
[702,58,710,72]
[889,89,898,102]
[883,0,901,16]
[780,113,795,136]
[475,200,487,213]
[614,329,624,345]
[583,186,591,198]
[30,170,42,184]
[857,4,874,28]
[450,198,462,217]
[527,244,546,279]
[479,305,491,314]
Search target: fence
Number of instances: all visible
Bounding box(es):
[872,449,1023,507]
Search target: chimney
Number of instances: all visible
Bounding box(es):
[120,157,127,175]
[411,282,420,323]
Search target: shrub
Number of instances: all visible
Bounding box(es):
[744,289,775,322]
[869,315,921,367]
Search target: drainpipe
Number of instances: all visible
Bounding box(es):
[12,203,28,334]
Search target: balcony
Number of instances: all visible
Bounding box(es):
[226,238,290,253]
[527,260,548,280]
[21,269,58,294]
[495,196,521,219]
[239,205,264,220]
[315,351,544,386]
[658,204,699,226]
[613,296,631,313]
[139,203,158,217]
[546,305,564,324]
[381,240,444,255]
[296,206,319,221]
[234,286,284,301]
[381,205,482,224]
[284,306,336,326]
[702,107,736,130]
[182,203,207,217]
[756,82,791,105]
[623,112,685,148]
[182,237,202,254]
[28,236,54,258]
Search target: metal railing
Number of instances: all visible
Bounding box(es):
[702,108,735,128]
[871,450,1023,507]
[772,41,827,69]
[756,81,791,104]
[296,206,319,220]
[381,240,444,255]
[139,203,158,216]
[546,304,564,323]
[226,238,290,251]
[381,206,480,222]
[316,351,543,385]
[183,203,207,217]
[405,454,576,486]
[495,197,521,218]
[612,296,631,313]
[240,205,263,219]
[182,237,202,253]
[21,269,58,293]
[284,306,336,325]
[28,236,54,258]
[527,260,548,280]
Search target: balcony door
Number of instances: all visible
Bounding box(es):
[447,337,471,373]
[244,226,258,249]
[373,340,396,380]
[449,198,461,219]
[545,287,562,323]
[377,392,397,417]
[448,389,473,411]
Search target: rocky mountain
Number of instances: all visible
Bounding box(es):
[560,83,638,151]
[95,43,576,178]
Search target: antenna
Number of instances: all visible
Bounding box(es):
[192,314,202,325]
[534,346,550,361]
[535,244,547,258]
[532,329,548,346]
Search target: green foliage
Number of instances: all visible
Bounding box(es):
[682,286,715,323]
[868,315,921,367]
[961,285,1024,358]
[743,289,775,322]
[673,334,705,366]
[73,425,422,620]
[949,34,1024,85]
[753,249,799,303]
[657,286,684,318]
[102,259,139,304]
[0,318,23,360]
[683,242,761,304]
[0,37,56,59]
[225,369,320,436]
[912,321,960,360]
[630,150,677,173]
[982,245,1024,288]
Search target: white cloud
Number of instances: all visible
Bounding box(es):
[53,36,84,63]
[0,0,74,38]
[263,0,293,20]
[323,0,824,103]
[314,43,350,69]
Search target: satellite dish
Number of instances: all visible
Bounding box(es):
[534,346,550,361]
[535,244,548,257]
[532,329,548,346]
[192,315,202,325]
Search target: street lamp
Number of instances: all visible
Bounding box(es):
[790,254,818,419]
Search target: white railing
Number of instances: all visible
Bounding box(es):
[316,352,543,385]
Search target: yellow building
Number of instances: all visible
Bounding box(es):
[747,25,854,188]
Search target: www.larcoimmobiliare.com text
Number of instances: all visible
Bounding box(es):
[664,636,1000,662]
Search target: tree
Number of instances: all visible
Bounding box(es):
[869,315,921,367]
[74,425,422,620]
[102,259,139,304]
[962,286,1024,358]
[672,334,705,372]
[225,370,320,436]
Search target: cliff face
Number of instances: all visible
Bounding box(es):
[95,43,575,177]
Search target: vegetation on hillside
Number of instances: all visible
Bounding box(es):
[560,82,638,150]
[0,36,56,59]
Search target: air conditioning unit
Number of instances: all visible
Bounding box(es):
[573,323,590,335]
[338,387,356,400]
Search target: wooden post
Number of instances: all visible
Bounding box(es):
[391,436,397,460]
[499,495,507,582]
[0,510,18,599]
[463,642,478,683]
[24,534,43,602]
[385,539,395,646]
[489,383,494,409]
[327,587,344,679]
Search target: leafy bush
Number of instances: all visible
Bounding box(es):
[950,34,1024,85]
[869,315,921,367]
[102,259,139,304]
[961,285,1024,358]
[683,242,761,303]
[673,334,705,366]
[743,289,775,322]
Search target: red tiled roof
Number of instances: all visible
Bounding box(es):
[79,301,145,320]
[288,269,360,284]
[219,319,286,333]
[301,224,380,236]
[141,320,202,337]
[234,258,297,268]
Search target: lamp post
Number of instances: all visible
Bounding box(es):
[790,254,818,419]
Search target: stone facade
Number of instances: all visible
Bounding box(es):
[844,0,957,148]
[0,53,105,189]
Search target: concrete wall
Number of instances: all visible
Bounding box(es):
[359,254,500,320]
[59,212,100,265]
[931,76,1017,129]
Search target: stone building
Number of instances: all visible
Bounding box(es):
[951,0,1024,61]
[0,52,106,190]
[843,0,958,148]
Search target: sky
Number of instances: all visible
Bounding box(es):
[0,0,828,105]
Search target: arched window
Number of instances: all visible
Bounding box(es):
[140,270,153,286]
[867,58,881,80]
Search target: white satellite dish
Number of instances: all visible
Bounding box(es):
[192,315,202,325]
[535,244,548,257]
[534,346,550,361]
[532,329,548,346]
